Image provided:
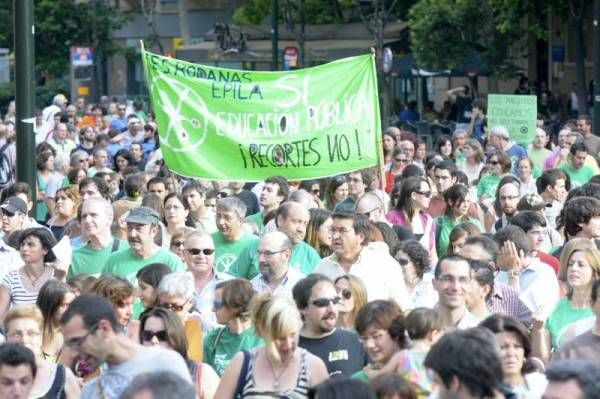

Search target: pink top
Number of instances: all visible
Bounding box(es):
[386,209,436,253]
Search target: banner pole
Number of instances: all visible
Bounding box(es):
[370,47,386,199]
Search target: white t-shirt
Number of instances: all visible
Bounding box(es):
[80,347,191,399]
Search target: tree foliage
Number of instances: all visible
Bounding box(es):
[0,0,128,78]
[408,0,548,75]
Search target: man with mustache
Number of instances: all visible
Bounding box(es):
[249,231,304,297]
[294,274,367,376]
[103,206,186,285]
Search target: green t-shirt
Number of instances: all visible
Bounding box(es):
[103,247,186,286]
[560,164,595,188]
[476,174,501,198]
[229,240,321,279]
[351,370,369,382]
[202,326,264,377]
[435,216,483,258]
[245,212,265,234]
[528,148,553,171]
[68,238,129,280]
[211,232,259,274]
[545,298,593,349]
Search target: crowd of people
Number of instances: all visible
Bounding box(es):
[0,93,600,399]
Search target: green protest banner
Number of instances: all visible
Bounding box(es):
[141,49,381,181]
[487,94,537,146]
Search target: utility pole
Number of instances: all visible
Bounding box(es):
[14,0,36,213]
[594,0,600,134]
[272,0,278,71]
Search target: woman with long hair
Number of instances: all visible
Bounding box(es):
[517,156,537,196]
[382,131,398,168]
[334,274,368,330]
[531,238,600,362]
[476,149,512,200]
[203,279,263,376]
[324,175,348,211]
[434,135,453,159]
[304,208,333,258]
[385,148,410,193]
[46,186,80,240]
[136,263,173,309]
[35,151,56,223]
[215,293,328,398]
[456,138,485,186]
[435,184,483,258]
[37,279,75,363]
[113,148,134,179]
[445,222,482,256]
[480,315,547,397]
[139,307,220,399]
[386,176,437,264]
[5,305,80,398]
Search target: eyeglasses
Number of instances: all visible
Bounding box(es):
[415,191,432,198]
[159,301,187,312]
[64,323,98,348]
[185,248,215,256]
[6,330,41,340]
[488,160,499,165]
[395,158,409,163]
[257,249,287,257]
[171,240,185,247]
[141,330,169,342]
[213,300,225,309]
[338,289,352,300]
[396,257,410,266]
[310,296,341,307]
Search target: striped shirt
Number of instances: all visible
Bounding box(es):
[1,269,54,307]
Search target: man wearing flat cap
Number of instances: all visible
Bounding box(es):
[103,206,186,285]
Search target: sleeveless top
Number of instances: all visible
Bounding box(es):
[33,363,66,399]
[241,348,311,399]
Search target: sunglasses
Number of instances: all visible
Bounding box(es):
[396,258,410,266]
[339,289,352,300]
[171,240,185,247]
[311,296,341,308]
[186,248,215,256]
[415,190,432,198]
[213,300,225,309]
[395,158,409,163]
[159,302,187,312]
[141,329,169,342]
[488,160,499,165]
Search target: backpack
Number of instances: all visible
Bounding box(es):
[0,143,13,189]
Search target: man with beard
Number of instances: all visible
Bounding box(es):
[69,198,128,279]
[232,202,321,279]
[491,177,521,233]
[61,295,191,399]
[103,207,185,285]
[249,231,304,297]
[294,274,368,376]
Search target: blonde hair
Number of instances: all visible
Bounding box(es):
[559,238,600,299]
[334,274,368,326]
[5,305,43,332]
[250,293,302,362]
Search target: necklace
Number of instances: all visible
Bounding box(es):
[23,266,46,287]
[266,352,294,390]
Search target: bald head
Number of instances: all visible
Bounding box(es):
[355,192,385,222]
[261,231,293,251]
